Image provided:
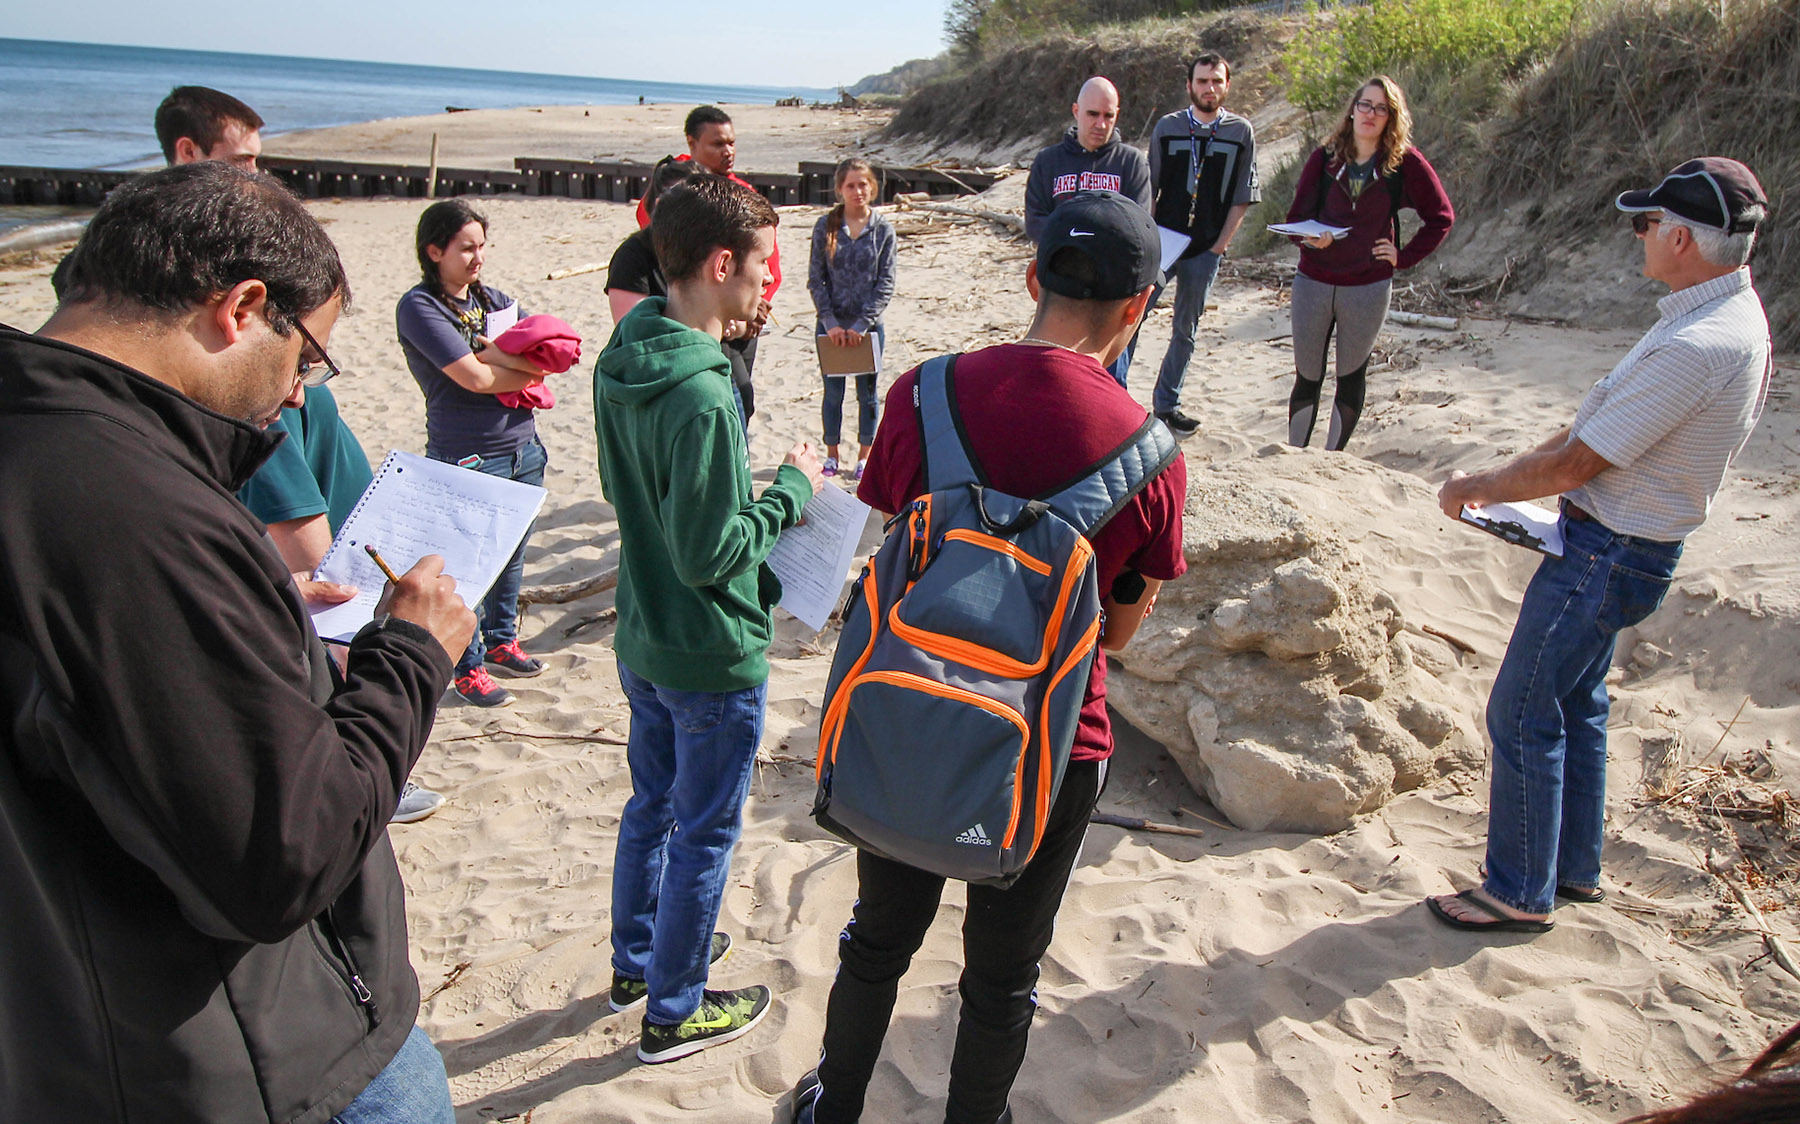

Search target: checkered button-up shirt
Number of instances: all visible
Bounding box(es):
[1565,268,1770,542]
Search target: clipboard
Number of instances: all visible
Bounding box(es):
[1459,500,1564,557]
[816,333,879,378]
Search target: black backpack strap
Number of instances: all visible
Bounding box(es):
[1384,166,1405,245]
[916,354,981,492]
[1040,415,1180,537]
[1310,148,1332,220]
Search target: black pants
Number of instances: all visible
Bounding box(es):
[726,335,757,427]
[813,758,1103,1124]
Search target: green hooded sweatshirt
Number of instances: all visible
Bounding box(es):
[593,298,812,692]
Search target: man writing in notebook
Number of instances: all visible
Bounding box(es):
[1,161,473,1123]
[1426,158,1771,935]
[594,174,823,1063]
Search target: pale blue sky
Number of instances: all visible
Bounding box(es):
[7,1,950,90]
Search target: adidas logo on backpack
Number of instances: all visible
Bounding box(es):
[812,352,1177,888]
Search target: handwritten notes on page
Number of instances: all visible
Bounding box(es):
[767,483,872,631]
[309,450,547,642]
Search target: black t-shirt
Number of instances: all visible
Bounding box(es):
[606,228,664,297]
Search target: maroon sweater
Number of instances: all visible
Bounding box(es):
[1286,145,1454,287]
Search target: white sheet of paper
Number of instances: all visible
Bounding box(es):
[1155,226,1192,272]
[309,450,548,642]
[767,484,872,631]
[1266,220,1353,240]
[483,301,520,337]
[1460,499,1565,557]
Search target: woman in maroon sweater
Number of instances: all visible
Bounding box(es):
[1285,75,1454,450]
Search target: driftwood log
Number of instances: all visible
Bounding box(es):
[518,567,618,606]
[895,194,1025,236]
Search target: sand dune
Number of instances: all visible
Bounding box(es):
[2,106,1797,1122]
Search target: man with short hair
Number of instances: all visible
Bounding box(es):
[790,191,1187,1124]
[154,84,264,170]
[595,175,823,1063]
[1,162,474,1122]
[1024,76,1153,386]
[1427,158,1771,935]
[1148,51,1260,436]
[633,106,783,424]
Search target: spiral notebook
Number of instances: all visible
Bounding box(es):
[308,450,548,642]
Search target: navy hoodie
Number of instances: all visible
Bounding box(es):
[1023,126,1153,243]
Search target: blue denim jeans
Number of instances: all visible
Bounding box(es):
[822,323,885,447]
[1482,514,1681,914]
[331,1025,454,1124]
[431,437,548,674]
[1152,250,1223,415]
[611,660,767,1025]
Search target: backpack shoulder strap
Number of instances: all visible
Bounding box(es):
[1384,165,1405,244]
[1310,148,1333,220]
[1041,415,1180,537]
[916,354,982,492]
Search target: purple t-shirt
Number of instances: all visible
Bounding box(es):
[396,283,536,460]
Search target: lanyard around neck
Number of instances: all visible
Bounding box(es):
[1186,109,1220,226]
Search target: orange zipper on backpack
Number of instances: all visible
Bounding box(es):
[938,529,1054,575]
[1022,614,1102,861]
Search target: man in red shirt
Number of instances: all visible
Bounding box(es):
[792,192,1188,1124]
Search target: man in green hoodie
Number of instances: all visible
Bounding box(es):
[593,174,823,1065]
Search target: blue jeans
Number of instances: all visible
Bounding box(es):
[1482,514,1681,914]
[331,1025,453,1124]
[611,660,767,1025]
[821,324,884,447]
[1152,250,1223,415]
[432,438,548,675]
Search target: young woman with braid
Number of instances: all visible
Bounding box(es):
[807,158,896,480]
[1284,75,1453,451]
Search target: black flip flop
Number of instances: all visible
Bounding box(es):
[1555,884,1606,904]
[1427,889,1554,933]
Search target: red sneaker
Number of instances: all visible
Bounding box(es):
[453,666,513,708]
[484,640,544,678]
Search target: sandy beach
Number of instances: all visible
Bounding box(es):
[2,104,1797,1123]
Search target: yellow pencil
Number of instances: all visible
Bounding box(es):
[363,544,401,585]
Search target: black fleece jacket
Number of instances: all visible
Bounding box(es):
[0,326,455,1123]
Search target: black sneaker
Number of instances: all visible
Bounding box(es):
[637,984,771,1064]
[609,932,732,1013]
[790,1069,821,1124]
[453,667,513,708]
[1156,408,1202,436]
[484,640,544,678]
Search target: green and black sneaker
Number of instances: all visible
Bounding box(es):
[637,984,772,1064]
[609,932,733,1013]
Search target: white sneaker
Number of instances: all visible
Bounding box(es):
[392,781,445,824]
[821,456,839,477]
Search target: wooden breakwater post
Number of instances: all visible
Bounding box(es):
[426,133,440,200]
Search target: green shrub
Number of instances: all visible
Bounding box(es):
[1278,0,1582,116]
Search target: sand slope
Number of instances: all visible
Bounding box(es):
[2,144,1797,1124]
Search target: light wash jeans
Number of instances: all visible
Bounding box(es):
[1482,513,1680,914]
[821,323,885,447]
[1152,250,1223,415]
[611,660,767,1025]
[330,1025,454,1124]
[431,437,547,675]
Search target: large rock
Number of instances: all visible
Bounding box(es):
[1108,446,1486,833]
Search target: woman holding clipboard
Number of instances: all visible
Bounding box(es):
[397,199,550,707]
[1284,75,1453,451]
[808,158,896,481]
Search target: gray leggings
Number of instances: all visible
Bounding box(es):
[1288,272,1391,450]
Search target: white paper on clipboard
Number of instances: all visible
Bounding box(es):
[1156,226,1192,272]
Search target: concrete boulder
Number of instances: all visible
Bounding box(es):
[1108,446,1486,833]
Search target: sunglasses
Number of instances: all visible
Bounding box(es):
[288,317,344,388]
[1353,99,1391,118]
[1630,212,1663,236]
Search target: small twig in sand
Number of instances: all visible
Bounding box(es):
[755,751,814,767]
[546,261,607,281]
[443,728,627,746]
[1700,695,1753,767]
[423,961,472,1001]
[563,608,616,637]
[520,567,618,606]
[1090,812,1205,838]
[1709,855,1800,983]
[1179,806,1237,832]
[1421,624,1477,655]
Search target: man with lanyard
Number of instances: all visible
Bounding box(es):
[635,105,781,426]
[1426,158,1771,934]
[1147,51,1260,437]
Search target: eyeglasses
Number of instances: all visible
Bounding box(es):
[289,317,344,388]
[1353,100,1391,118]
[1630,212,1663,236]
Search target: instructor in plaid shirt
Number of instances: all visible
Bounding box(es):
[1426,157,1771,935]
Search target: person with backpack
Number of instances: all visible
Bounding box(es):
[790,192,1187,1124]
[1284,75,1454,451]
[398,200,553,707]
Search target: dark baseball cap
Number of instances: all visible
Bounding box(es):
[1036,191,1163,301]
[1615,157,1767,235]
